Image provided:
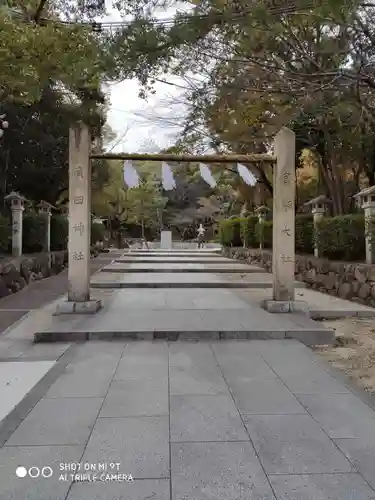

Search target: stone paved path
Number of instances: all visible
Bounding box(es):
[37,249,331,344]
[1,247,375,498]
[1,340,375,499]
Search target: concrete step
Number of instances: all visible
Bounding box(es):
[125,251,221,256]
[35,327,333,345]
[99,267,264,274]
[34,307,333,346]
[90,281,306,289]
[115,258,242,264]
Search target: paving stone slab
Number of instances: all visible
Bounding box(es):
[100,378,168,417]
[170,394,249,442]
[234,288,375,319]
[66,479,170,500]
[81,417,169,479]
[169,342,219,367]
[228,377,308,415]
[0,445,84,500]
[19,342,71,360]
[214,353,279,380]
[106,288,259,310]
[169,366,228,395]
[279,370,351,394]
[114,355,168,380]
[243,414,354,474]
[6,397,103,446]
[297,393,375,439]
[169,343,229,395]
[44,350,122,398]
[335,438,375,490]
[0,361,55,422]
[269,473,375,500]
[171,441,276,500]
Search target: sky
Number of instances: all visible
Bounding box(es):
[99,1,189,153]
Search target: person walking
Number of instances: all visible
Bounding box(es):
[197,223,205,249]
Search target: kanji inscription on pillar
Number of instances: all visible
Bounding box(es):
[68,124,91,302]
[272,128,296,302]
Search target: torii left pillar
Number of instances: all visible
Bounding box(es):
[55,122,102,315]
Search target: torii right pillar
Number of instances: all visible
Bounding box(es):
[263,127,307,313]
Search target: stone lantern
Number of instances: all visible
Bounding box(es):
[254,205,271,249]
[304,195,332,258]
[38,201,53,252]
[5,191,25,257]
[354,186,375,264]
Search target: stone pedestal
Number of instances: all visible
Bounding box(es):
[254,205,270,249]
[56,122,101,315]
[5,192,25,257]
[303,195,331,259]
[11,208,23,257]
[312,209,324,258]
[365,206,375,265]
[38,201,52,253]
[354,186,375,265]
[263,128,307,313]
[160,230,172,249]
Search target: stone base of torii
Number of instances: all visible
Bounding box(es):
[55,122,307,316]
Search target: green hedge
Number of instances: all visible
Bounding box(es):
[240,216,258,248]
[255,220,273,249]
[22,214,47,253]
[0,212,107,254]
[91,221,105,244]
[0,215,11,252]
[219,218,243,246]
[315,214,365,261]
[295,214,314,254]
[50,215,68,251]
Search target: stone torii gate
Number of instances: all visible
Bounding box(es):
[56,122,301,314]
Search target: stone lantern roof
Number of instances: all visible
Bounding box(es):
[4,191,26,209]
[4,191,25,202]
[353,186,375,208]
[303,195,331,207]
[254,205,271,214]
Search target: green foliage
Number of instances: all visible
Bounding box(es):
[91,221,106,244]
[0,5,104,104]
[219,218,243,246]
[240,215,258,248]
[315,214,365,261]
[222,215,313,253]
[22,213,46,253]
[255,221,273,249]
[50,215,68,251]
[295,214,314,254]
[0,216,11,252]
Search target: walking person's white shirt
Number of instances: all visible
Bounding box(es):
[197,224,205,249]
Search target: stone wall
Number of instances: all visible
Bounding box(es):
[223,247,375,307]
[0,251,68,298]
[0,245,103,299]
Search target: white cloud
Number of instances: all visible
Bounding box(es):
[100,0,190,152]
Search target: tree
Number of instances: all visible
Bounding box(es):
[126,179,167,237]
[103,0,375,215]
[0,1,107,105]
